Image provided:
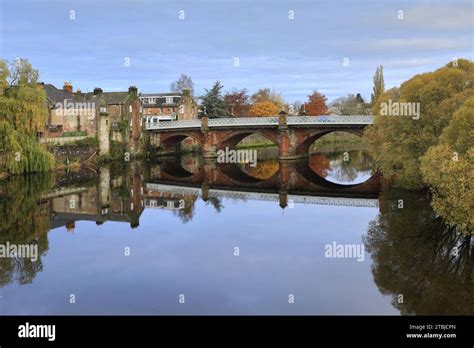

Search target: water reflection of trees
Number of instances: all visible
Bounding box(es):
[172,196,198,223]
[0,174,54,286]
[364,189,473,315]
[239,160,279,180]
[309,155,330,178]
[172,195,224,223]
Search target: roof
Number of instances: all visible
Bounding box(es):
[140,94,182,107]
[139,92,182,97]
[43,84,88,104]
[86,92,130,105]
[43,84,133,106]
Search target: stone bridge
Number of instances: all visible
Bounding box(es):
[146,114,373,160]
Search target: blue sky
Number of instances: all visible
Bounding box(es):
[0,0,472,102]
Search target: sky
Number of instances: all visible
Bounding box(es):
[0,0,472,103]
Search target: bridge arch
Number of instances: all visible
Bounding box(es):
[216,130,278,151]
[159,132,204,150]
[294,129,365,157]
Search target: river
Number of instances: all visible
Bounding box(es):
[0,148,471,315]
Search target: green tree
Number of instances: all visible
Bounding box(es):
[0,58,54,175]
[365,59,474,189]
[0,59,48,135]
[370,65,385,106]
[199,81,229,118]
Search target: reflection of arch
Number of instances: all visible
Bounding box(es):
[159,160,205,184]
[217,131,277,151]
[295,129,364,157]
[160,159,195,178]
[295,160,379,192]
[218,163,269,184]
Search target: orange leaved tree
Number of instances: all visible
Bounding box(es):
[304,90,329,115]
[250,101,279,117]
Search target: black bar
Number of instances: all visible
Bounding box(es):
[0,315,472,346]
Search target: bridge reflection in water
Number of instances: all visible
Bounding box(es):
[17,154,381,234]
[146,156,381,214]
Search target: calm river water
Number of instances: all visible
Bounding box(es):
[0,148,471,315]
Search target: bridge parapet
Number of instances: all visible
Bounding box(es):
[145,115,373,130]
[287,115,373,125]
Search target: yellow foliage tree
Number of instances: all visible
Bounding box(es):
[250,101,279,117]
[421,97,474,233]
[365,59,474,189]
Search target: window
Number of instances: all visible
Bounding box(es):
[100,106,107,113]
[129,105,132,113]
[166,96,173,104]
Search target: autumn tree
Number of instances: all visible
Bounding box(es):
[170,74,194,97]
[251,88,285,109]
[420,96,474,232]
[199,81,229,118]
[371,65,385,106]
[365,59,474,189]
[304,90,329,115]
[224,89,251,117]
[250,100,279,117]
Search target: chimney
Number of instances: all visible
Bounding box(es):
[93,87,103,95]
[63,82,73,93]
[129,85,138,98]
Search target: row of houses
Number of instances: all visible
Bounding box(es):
[40,82,198,155]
